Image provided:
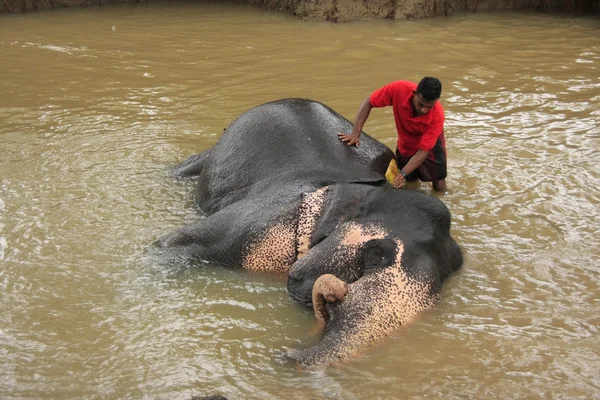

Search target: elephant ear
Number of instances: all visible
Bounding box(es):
[296,187,330,259]
[308,182,379,248]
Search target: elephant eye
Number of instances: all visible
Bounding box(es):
[361,239,396,270]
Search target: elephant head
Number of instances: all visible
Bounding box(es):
[286,184,462,366]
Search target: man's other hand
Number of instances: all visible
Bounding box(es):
[337,133,360,146]
[393,174,406,188]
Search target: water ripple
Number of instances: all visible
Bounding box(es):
[1,6,599,400]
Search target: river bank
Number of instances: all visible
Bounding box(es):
[2,0,598,19]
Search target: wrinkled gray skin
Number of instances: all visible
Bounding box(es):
[155,98,463,366]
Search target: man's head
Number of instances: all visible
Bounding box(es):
[412,77,442,116]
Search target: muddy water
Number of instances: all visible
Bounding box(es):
[1,4,599,399]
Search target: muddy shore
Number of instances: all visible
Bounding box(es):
[2,0,598,19]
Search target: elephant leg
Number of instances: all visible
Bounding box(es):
[152,216,231,267]
[152,200,298,273]
[152,200,255,267]
[312,274,348,330]
[171,149,211,179]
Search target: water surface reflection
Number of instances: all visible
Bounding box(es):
[0,5,598,399]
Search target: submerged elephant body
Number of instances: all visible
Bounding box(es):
[156,98,463,366]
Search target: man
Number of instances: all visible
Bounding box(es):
[338,77,448,192]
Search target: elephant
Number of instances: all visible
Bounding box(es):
[154,98,463,366]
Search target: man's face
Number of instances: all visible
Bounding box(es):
[411,91,437,116]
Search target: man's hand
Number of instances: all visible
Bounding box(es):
[338,133,360,146]
[393,173,406,188]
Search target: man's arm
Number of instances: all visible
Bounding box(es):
[337,96,372,147]
[393,149,428,188]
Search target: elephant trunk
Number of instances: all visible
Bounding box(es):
[287,268,440,367]
[286,325,351,367]
[312,274,348,330]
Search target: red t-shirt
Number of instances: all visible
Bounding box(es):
[369,80,444,157]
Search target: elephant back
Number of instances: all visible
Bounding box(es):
[195,98,394,214]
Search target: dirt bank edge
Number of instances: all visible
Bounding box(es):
[1,0,597,20]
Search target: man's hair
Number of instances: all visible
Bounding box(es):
[416,77,442,101]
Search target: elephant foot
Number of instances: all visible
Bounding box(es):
[312,274,348,330]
